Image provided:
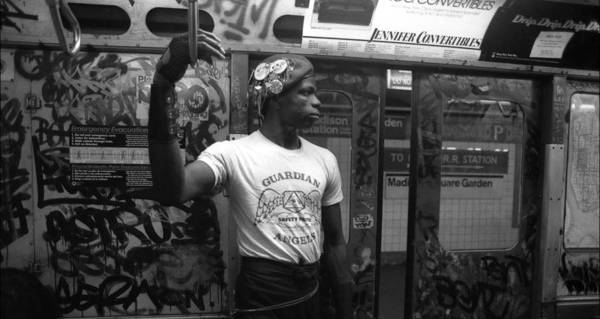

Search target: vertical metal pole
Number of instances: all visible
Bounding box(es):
[188,0,198,67]
[373,70,386,319]
[404,73,420,319]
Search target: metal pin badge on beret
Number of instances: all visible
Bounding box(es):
[254,63,270,81]
[267,79,283,94]
[270,59,288,74]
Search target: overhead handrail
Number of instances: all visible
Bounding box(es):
[50,0,81,54]
[446,98,524,118]
[188,0,198,67]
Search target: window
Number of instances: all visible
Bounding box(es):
[437,75,530,251]
[273,15,303,43]
[61,3,130,35]
[146,8,214,37]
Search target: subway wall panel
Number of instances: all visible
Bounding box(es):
[1,47,232,316]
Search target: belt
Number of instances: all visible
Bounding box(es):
[233,257,320,315]
[233,280,319,315]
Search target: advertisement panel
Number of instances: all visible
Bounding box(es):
[480,1,600,69]
[302,0,505,60]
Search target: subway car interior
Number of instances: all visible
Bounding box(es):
[0,0,599,318]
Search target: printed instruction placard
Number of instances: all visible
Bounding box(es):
[529,31,574,59]
[69,126,152,187]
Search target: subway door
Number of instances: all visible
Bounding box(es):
[300,60,384,319]
[555,81,599,318]
[404,72,542,319]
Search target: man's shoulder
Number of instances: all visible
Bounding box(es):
[231,131,263,148]
[205,131,261,153]
[202,139,238,158]
[301,137,336,160]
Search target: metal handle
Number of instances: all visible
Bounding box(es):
[188,0,198,67]
[52,0,81,55]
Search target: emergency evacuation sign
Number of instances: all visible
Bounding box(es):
[69,125,152,187]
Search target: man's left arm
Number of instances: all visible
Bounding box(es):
[322,203,354,319]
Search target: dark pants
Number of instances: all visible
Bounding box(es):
[234,257,320,319]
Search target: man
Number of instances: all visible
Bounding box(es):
[148,31,353,319]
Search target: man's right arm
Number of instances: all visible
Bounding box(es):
[148,73,216,205]
[147,33,225,205]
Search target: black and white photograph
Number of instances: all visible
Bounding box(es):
[1,0,598,319]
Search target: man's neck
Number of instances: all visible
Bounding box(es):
[260,125,301,150]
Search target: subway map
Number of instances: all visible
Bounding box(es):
[565,95,599,247]
[570,114,599,212]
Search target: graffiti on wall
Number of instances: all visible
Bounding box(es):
[558,253,599,296]
[178,73,229,161]
[182,0,281,42]
[351,92,380,318]
[0,0,38,32]
[44,200,225,315]
[1,48,230,316]
[17,49,148,208]
[416,234,532,318]
[0,92,31,259]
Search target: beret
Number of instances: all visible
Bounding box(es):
[248,54,315,102]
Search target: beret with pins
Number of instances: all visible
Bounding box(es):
[249,54,315,100]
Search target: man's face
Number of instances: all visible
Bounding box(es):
[276,77,321,129]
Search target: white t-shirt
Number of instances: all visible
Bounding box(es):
[197,130,343,264]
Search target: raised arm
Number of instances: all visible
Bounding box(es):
[322,203,354,319]
[148,31,226,205]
